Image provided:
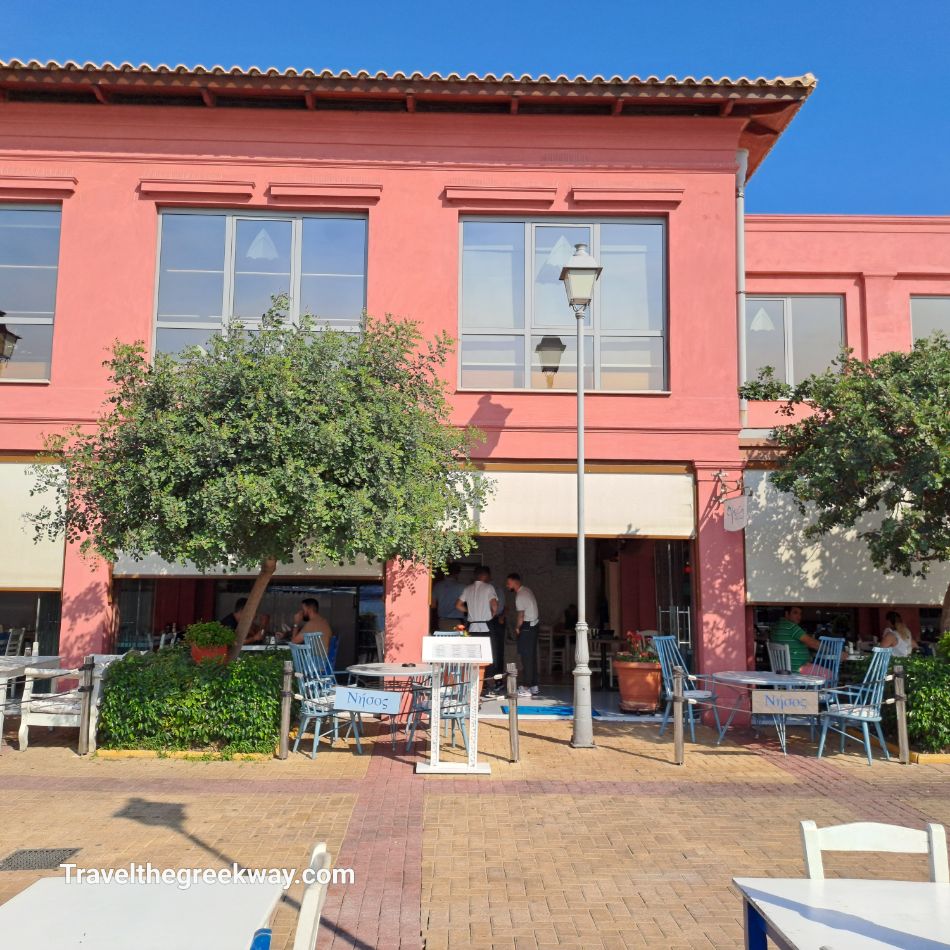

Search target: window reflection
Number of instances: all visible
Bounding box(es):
[0,207,61,381]
[461,222,524,329]
[533,225,591,328]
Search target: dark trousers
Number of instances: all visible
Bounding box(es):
[517,622,540,689]
[487,618,507,686]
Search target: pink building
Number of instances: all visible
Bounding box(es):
[0,61,947,672]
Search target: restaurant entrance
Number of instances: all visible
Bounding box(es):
[454,536,696,685]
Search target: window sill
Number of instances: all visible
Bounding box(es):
[456,387,671,396]
[0,378,51,385]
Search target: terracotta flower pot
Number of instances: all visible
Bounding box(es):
[190,644,228,663]
[614,660,662,712]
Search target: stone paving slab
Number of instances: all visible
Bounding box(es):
[0,718,948,949]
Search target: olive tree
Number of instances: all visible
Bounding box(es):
[740,333,950,634]
[30,305,490,657]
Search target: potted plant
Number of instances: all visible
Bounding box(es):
[185,621,236,663]
[613,631,662,712]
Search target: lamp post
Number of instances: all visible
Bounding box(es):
[559,243,602,749]
[0,312,21,363]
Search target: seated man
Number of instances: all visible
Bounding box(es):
[770,605,820,672]
[291,597,333,644]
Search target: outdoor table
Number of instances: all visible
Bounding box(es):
[712,670,826,754]
[0,655,61,748]
[734,877,950,949]
[346,662,435,678]
[0,876,285,949]
[346,662,436,749]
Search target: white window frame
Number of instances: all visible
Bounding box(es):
[743,294,845,386]
[153,208,369,353]
[910,295,950,344]
[0,203,62,383]
[457,216,668,393]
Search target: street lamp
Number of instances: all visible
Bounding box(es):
[534,335,567,389]
[559,242,602,749]
[0,312,21,362]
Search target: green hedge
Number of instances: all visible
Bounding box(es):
[98,646,287,754]
[844,655,950,754]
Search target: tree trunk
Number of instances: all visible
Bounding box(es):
[228,557,278,661]
[942,577,950,640]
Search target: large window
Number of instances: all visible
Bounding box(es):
[744,295,844,385]
[0,206,62,381]
[154,211,368,354]
[459,219,667,391]
[911,296,950,342]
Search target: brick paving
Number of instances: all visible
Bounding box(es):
[1,718,949,948]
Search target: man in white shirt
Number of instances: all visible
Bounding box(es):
[455,566,498,634]
[506,573,540,697]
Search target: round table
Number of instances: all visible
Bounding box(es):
[346,662,434,678]
[711,669,827,754]
[345,663,435,750]
[712,670,826,689]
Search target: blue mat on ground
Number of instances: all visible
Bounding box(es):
[500,705,574,716]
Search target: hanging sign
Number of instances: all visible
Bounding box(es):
[724,495,749,532]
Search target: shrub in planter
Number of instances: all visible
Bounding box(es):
[97,647,285,754]
[184,621,235,663]
[613,631,662,713]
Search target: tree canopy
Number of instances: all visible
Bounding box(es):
[740,334,950,633]
[30,305,490,654]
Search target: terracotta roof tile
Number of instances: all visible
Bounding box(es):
[0,59,816,90]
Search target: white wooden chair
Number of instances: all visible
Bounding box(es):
[767,642,791,673]
[3,628,25,656]
[17,654,123,753]
[800,820,949,882]
[292,842,332,950]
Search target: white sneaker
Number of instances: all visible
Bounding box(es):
[517,687,532,698]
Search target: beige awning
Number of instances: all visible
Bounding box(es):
[744,470,950,605]
[474,470,695,538]
[0,463,65,590]
[112,552,383,580]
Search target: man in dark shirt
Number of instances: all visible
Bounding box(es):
[219,598,248,632]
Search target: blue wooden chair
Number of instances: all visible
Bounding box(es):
[405,661,471,753]
[303,632,337,686]
[290,644,363,759]
[812,636,845,687]
[817,646,893,766]
[654,635,721,743]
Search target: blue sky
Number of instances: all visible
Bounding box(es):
[4,0,949,214]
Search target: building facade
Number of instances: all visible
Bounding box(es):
[0,61,947,669]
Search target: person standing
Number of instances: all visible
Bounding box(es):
[455,566,498,635]
[431,563,466,631]
[507,573,540,698]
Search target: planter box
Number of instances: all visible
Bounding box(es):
[190,644,228,663]
[614,660,662,712]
